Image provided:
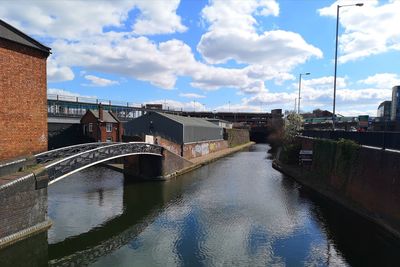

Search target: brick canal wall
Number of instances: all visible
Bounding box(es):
[0,39,48,161]
[276,136,400,237]
[224,128,250,147]
[0,173,51,248]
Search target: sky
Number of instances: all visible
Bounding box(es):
[2,0,400,116]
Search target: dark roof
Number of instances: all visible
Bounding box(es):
[89,110,119,123]
[0,19,51,55]
[155,112,221,128]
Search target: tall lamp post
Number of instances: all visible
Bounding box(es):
[298,72,310,114]
[332,3,363,129]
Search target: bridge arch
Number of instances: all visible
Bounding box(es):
[43,142,163,185]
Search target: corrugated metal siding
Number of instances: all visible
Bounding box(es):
[124,112,183,143]
[124,112,223,144]
[183,125,223,143]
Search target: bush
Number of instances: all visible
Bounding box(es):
[280,141,301,164]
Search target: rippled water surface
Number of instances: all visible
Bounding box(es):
[1,144,400,266]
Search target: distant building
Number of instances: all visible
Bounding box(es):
[391,86,400,121]
[145,104,163,110]
[271,109,282,116]
[0,19,51,161]
[377,101,391,121]
[81,105,123,142]
[124,112,227,159]
[206,119,233,129]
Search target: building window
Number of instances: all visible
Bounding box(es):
[106,137,113,142]
[106,123,112,132]
[88,123,93,132]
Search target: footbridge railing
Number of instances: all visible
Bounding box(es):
[35,142,117,164]
[43,142,163,185]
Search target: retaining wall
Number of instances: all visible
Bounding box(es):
[0,173,51,248]
[278,137,400,237]
[224,128,250,147]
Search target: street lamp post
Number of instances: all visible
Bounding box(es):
[298,72,310,114]
[332,3,363,129]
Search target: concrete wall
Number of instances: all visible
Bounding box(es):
[225,128,250,147]
[0,39,48,160]
[161,149,193,176]
[183,140,228,160]
[155,136,228,160]
[285,137,400,237]
[0,174,50,248]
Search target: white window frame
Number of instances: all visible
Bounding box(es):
[88,123,93,133]
[106,123,113,133]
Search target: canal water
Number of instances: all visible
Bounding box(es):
[1,144,400,266]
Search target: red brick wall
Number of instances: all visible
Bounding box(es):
[0,39,49,161]
[81,112,122,142]
[155,136,182,156]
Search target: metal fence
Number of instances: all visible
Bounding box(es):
[301,130,400,150]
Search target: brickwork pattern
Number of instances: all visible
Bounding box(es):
[0,39,48,160]
[0,174,48,240]
[225,128,250,147]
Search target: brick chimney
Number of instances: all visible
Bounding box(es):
[99,104,104,121]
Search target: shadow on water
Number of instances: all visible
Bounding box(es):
[1,145,400,266]
[281,177,400,267]
[0,232,48,267]
[47,174,197,266]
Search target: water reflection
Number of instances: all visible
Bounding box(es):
[0,144,400,266]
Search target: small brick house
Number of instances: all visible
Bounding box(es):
[80,105,123,142]
[0,19,51,161]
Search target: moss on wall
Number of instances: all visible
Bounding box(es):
[279,142,301,165]
[225,128,250,147]
[311,138,360,184]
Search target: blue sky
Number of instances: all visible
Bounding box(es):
[2,0,400,115]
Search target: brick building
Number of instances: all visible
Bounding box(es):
[81,105,123,142]
[0,19,51,161]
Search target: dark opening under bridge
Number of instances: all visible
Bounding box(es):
[0,142,192,249]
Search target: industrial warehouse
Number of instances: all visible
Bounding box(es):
[124,112,228,159]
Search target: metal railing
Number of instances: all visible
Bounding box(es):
[302,130,400,150]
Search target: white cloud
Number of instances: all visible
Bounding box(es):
[318,0,400,63]
[2,0,298,94]
[146,99,206,112]
[0,0,186,38]
[198,0,322,70]
[133,0,187,35]
[47,57,74,82]
[358,73,400,89]
[83,75,119,87]
[234,74,392,116]
[179,93,206,99]
[47,88,96,99]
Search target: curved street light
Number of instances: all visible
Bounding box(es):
[332,3,363,129]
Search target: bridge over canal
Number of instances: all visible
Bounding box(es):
[0,142,192,249]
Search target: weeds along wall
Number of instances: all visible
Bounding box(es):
[291,137,400,237]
